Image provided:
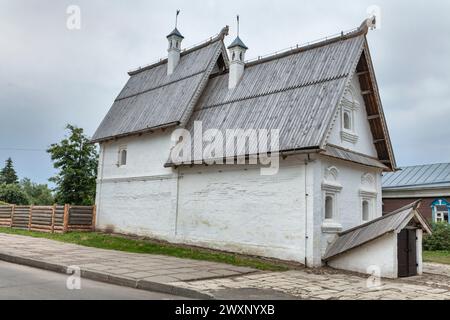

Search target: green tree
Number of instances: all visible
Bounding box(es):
[20,178,54,205]
[424,223,450,251]
[0,158,19,185]
[47,125,98,205]
[0,183,29,205]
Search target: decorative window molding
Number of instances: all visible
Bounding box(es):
[340,130,359,144]
[322,166,343,232]
[324,166,339,182]
[362,199,371,222]
[431,199,450,223]
[340,85,359,144]
[361,173,376,187]
[359,172,377,222]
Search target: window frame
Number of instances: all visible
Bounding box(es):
[339,86,359,144]
[118,146,128,167]
[324,193,335,221]
[361,198,372,222]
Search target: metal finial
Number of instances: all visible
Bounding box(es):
[175,9,180,28]
[237,15,240,37]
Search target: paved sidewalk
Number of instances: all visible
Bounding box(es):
[175,264,450,300]
[1,233,450,300]
[0,233,255,299]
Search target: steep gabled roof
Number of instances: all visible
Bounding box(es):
[323,201,431,261]
[170,21,395,170]
[91,28,229,143]
[383,163,450,190]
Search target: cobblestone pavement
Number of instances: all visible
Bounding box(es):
[174,264,450,300]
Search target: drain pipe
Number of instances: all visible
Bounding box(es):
[304,154,312,267]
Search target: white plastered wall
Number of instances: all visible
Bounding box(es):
[176,156,310,263]
[327,232,398,279]
[95,130,178,239]
[317,156,384,258]
[327,76,378,158]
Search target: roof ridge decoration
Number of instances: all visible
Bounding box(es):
[92,27,229,143]
[243,17,373,68]
[129,26,229,76]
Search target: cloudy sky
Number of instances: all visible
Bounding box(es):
[0,0,449,185]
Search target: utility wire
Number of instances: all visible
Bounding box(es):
[0,147,47,152]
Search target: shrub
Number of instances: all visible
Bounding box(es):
[423,223,450,251]
[0,183,29,205]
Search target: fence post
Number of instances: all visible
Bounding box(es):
[63,204,69,233]
[10,205,15,228]
[28,205,33,231]
[92,205,97,232]
[51,204,56,234]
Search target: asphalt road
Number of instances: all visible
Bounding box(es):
[0,261,187,300]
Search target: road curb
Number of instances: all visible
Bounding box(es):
[0,252,213,299]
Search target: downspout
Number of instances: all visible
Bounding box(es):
[304,154,312,267]
[96,144,106,228]
[174,167,181,236]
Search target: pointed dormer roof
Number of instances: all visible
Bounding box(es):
[228,36,248,50]
[167,28,184,39]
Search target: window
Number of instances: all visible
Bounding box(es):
[431,199,450,223]
[232,52,236,61]
[118,147,127,167]
[325,195,334,220]
[340,86,359,144]
[239,52,243,61]
[435,206,449,223]
[362,200,370,222]
[343,111,351,130]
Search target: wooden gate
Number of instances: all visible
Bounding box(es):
[397,229,417,277]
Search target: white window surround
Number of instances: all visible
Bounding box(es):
[435,209,448,223]
[362,200,370,222]
[322,167,343,233]
[340,86,360,144]
[359,173,377,223]
[118,146,127,167]
[436,212,445,223]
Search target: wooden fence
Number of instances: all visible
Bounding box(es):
[0,205,96,233]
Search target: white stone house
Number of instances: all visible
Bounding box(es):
[92,19,430,278]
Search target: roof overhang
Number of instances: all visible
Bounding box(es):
[90,122,179,144]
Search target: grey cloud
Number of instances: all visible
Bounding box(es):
[0,0,449,184]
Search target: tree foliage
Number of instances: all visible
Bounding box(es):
[0,158,19,185]
[20,178,54,205]
[0,183,29,205]
[47,124,98,205]
[424,223,450,251]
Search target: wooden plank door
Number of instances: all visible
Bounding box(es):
[397,229,417,277]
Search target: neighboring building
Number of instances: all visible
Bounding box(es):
[92,18,430,278]
[383,163,450,224]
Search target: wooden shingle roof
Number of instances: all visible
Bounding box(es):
[93,20,396,170]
